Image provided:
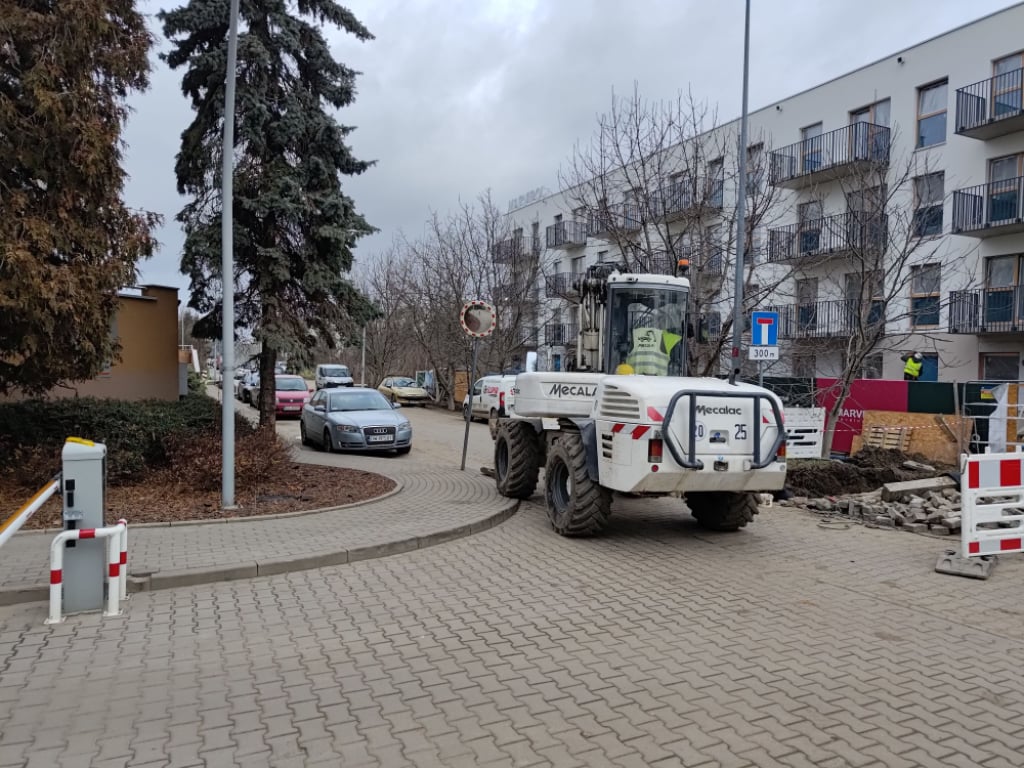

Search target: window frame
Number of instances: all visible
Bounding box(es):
[916,79,948,149]
[912,172,945,238]
[981,353,1020,382]
[910,263,942,328]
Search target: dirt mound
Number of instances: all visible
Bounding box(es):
[787,447,943,498]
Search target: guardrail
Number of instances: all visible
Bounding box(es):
[47,520,128,625]
[0,475,61,550]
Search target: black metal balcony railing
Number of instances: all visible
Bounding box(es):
[586,203,644,236]
[492,235,541,263]
[512,325,540,345]
[952,177,1024,234]
[632,250,675,275]
[545,272,581,298]
[769,122,890,186]
[762,299,885,339]
[649,177,725,220]
[677,245,724,276]
[949,286,1024,333]
[956,67,1024,138]
[767,212,888,263]
[545,220,588,249]
[544,322,579,346]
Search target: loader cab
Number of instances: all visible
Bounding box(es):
[603,275,690,377]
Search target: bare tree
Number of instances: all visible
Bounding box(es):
[768,126,979,456]
[557,84,793,376]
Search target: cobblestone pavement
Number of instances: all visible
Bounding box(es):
[0,405,503,598]
[1,493,1022,767]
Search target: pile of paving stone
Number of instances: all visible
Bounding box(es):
[777,464,962,536]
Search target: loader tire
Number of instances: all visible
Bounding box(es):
[685,491,759,532]
[494,421,541,499]
[544,432,611,537]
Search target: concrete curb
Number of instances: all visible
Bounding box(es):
[14,474,404,536]
[0,499,518,606]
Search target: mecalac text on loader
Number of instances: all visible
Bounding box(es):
[696,404,742,416]
[547,383,598,398]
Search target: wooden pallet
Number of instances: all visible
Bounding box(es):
[863,426,910,452]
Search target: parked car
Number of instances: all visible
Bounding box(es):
[237,371,259,403]
[301,387,412,454]
[255,374,311,417]
[378,376,430,406]
[315,363,355,389]
[462,374,516,438]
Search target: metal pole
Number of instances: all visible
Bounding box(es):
[758,359,764,388]
[221,0,241,509]
[730,0,752,385]
[459,339,480,471]
[360,325,367,386]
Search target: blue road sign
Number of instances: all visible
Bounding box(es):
[751,311,779,346]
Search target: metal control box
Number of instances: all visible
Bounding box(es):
[61,438,107,614]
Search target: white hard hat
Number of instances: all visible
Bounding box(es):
[913,352,923,361]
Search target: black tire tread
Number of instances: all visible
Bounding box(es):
[545,433,612,537]
[686,491,759,532]
[494,421,541,499]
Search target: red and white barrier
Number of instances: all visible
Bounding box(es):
[0,476,61,550]
[46,521,128,625]
[960,452,1024,558]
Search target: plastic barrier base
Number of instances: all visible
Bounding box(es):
[935,548,998,580]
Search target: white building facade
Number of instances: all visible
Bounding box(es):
[496,3,1024,384]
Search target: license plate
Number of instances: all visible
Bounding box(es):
[367,435,393,443]
[283,406,300,411]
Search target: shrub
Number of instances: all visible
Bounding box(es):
[0,392,254,486]
[160,426,294,493]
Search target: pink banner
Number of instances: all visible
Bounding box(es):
[815,378,909,454]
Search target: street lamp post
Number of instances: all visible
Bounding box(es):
[221,0,241,509]
[730,0,752,385]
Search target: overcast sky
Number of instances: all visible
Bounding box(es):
[127,0,1021,303]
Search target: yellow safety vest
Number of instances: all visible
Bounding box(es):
[627,328,671,375]
[904,357,922,378]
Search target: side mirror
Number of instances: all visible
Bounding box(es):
[314,403,325,412]
[392,402,402,409]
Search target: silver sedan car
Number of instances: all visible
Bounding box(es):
[300,387,412,454]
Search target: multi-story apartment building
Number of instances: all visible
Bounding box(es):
[496,3,1024,383]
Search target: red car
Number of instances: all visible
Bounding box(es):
[259,375,310,417]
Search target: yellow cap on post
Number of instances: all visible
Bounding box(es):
[615,364,635,375]
[65,437,95,447]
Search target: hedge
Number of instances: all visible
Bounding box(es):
[0,392,254,485]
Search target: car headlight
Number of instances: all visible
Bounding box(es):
[335,424,361,433]
[398,421,411,430]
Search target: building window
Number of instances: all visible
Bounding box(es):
[850,99,891,127]
[746,143,764,194]
[597,250,610,263]
[793,354,816,379]
[984,254,1024,326]
[707,158,724,206]
[913,172,944,237]
[916,80,948,148]
[570,255,585,274]
[988,153,1023,223]
[800,122,823,173]
[862,354,883,379]
[993,52,1024,117]
[910,264,941,327]
[798,200,823,254]
[982,353,1019,381]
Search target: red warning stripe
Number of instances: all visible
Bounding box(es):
[78,529,96,539]
[646,407,663,423]
[611,423,625,434]
[50,570,62,585]
[631,426,650,439]
[969,538,1023,555]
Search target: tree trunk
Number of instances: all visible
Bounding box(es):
[258,346,278,429]
[820,377,856,458]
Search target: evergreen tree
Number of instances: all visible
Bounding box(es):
[0,1,158,394]
[161,0,377,426]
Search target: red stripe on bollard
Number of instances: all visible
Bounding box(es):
[50,570,62,585]
[78,529,96,539]
[120,552,127,565]
[108,563,119,578]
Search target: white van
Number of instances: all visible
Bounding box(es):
[315,363,354,389]
[463,375,515,434]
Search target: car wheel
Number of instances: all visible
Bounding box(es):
[323,428,335,453]
[300,420,311,447]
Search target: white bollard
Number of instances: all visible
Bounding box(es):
[46,522,128,625]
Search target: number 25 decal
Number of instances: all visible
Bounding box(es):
[734,424,748,440]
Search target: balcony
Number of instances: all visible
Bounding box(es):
[677,245,724,277]
[492,235,541,263]
[766,299,885,340]
[633,250,676,275]
[949,286,1024,333]
[951,177,1024,237]
[767,212,887,264]
[545,220,588,249]
[586,203,643,237]
[648,177,725,221]
[544,322,579,346]
[545,272,581,299]
[955,68,1024,140]
[769,123,890,189]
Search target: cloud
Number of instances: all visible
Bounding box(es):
[125,0,1020,299]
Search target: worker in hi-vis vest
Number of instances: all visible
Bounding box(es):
[624,327,683,375]
[902,351,923,381]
